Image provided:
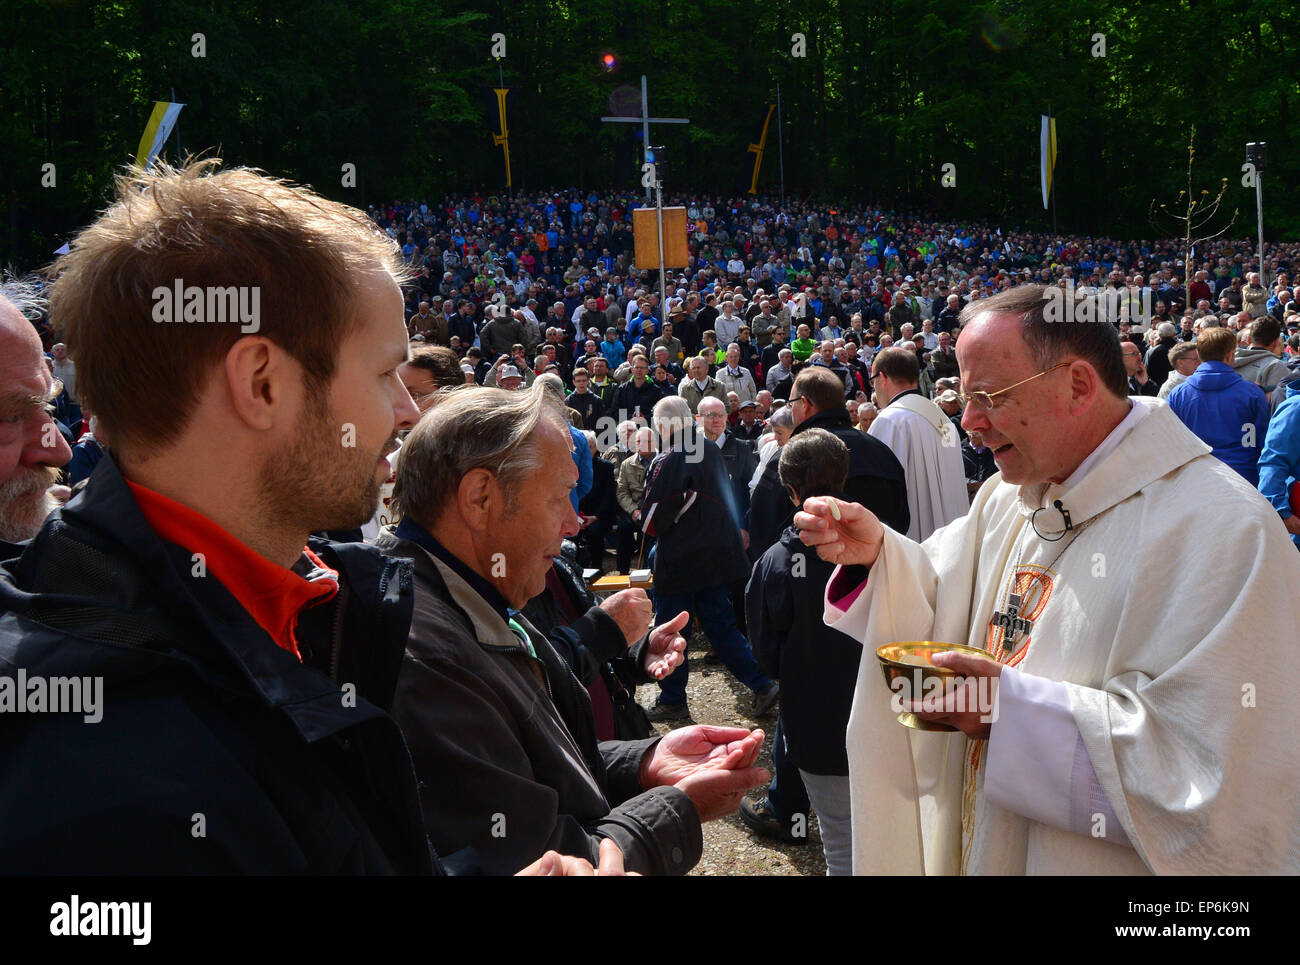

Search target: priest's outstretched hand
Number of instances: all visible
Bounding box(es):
[795,496,885,567]
[903,649,1005,740]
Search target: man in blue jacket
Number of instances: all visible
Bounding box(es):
[1259,379,1300,550]
[600,327,628,369]
[1168,326,1269,486]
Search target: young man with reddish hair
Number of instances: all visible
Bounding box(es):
[0,161,617,875]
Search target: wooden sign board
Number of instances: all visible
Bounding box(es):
[632,206,689,270]
[589,572,655,595]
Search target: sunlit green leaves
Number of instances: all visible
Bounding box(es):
[2,0,1297,269]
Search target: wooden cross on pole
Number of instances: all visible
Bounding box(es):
[601,75,689,200]
[747,103,776,195]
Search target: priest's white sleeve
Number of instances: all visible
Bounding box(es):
[985,667,1131,847]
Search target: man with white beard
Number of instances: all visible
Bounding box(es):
[797,284,1300,875]
[0,287,73,543]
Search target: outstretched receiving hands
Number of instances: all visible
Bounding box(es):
[640,725,769,822]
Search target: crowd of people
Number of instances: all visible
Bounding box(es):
[2,166,1298,876]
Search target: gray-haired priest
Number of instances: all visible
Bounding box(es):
[796,284,1300,875]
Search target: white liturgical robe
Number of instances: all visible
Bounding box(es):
[868,391,969,543]
[826,396,1300,875]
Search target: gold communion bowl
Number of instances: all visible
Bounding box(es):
[875,641,989,732]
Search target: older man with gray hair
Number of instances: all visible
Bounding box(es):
[1143,321,1179,389]
[1157,340,1200,400]
[798,283,1300,875]
[717,343,758,405]
[616,425,658,572]
[766,348,794,392]
[937,293,963,334]
[1242,271,1269,317]
[697,396,758,538]
[48,341,77,408]
[0,284,73,542]
[382,382,768,874]
[641,394,779,721]
[677,356,727,413]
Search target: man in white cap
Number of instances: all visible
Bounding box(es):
[487,361,527,390]
[497,364,525,391]
[934,387,967,442]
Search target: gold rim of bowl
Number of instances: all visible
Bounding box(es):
[876,641,989,674]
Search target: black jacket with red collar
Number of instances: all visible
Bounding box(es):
[0,455,443,874]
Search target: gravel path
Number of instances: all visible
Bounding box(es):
[639,628,828,877]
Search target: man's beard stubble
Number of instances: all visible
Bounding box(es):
[0,465,62,543]
[258,404,396,535]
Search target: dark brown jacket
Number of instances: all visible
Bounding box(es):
[409,310,449,345]
[378,527,702,875]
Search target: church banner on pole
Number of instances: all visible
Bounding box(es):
[135,101,184,171]
[489,87,514,189]
[1040,113,1057,210]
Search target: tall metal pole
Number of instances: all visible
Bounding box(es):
[1256,173,1265,289]
[655,176,667,331]
[601,75,687,203]
[776,83,785,204]
[642,75,652,202]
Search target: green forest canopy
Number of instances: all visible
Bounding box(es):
[3,0,1297,268]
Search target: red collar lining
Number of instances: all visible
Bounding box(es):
[125,480,338,660]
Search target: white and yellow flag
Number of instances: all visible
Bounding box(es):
[135,101,184,170]
[1040,114,1057,209]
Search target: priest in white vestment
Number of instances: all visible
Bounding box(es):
[796,284,1300,875]
[867,347,969,542]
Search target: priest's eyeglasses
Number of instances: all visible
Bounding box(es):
[956,360,1072,412]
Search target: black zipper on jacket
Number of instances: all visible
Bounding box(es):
[329,580,349,683]
[479,640,555,703]
[535,655,554,704]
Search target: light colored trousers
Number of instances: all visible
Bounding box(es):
[799,769,853,876]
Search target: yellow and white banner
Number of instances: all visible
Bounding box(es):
[1040,114,1057,210]
[135,101,184,170]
